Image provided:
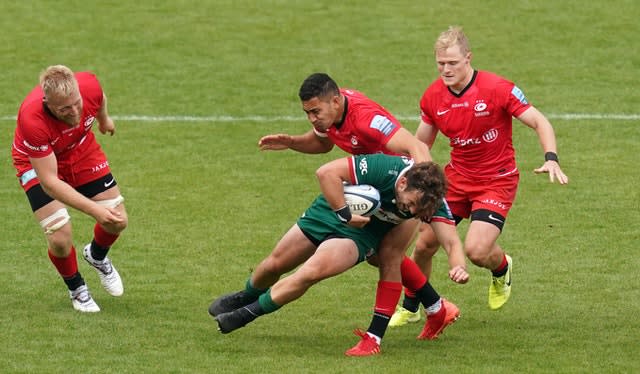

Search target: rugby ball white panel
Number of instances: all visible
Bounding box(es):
[343,184,381,216]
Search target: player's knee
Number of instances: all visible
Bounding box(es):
[464,242,490,266]
[377,244,405,262]
[260,256,287,277]
[46,230,74,256]
[414,238,439,256]
[109,215,128,233]
[96,195,128,233]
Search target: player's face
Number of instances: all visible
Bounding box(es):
[435,44,472,92]
[302,95,340,132]
[45,90,83,126]
[395,179,425,215]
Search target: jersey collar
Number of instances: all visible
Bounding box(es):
[334,95,349,129]
[447,70,478,98]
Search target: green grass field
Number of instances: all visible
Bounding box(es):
[1,1,638,373]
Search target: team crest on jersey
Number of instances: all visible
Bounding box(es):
[351,136,358,146]
[474,100,490,117]
[83,115,95,128]
[474,102,487,111]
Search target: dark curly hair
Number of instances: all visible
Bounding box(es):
[404,161,447,221]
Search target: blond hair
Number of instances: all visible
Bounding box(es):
[434,26,471,55]
[39,65,78,99]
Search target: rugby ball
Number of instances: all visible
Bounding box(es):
[343,184,381,217]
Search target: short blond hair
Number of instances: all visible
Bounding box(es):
[39,65,78,100]
[434,26,471,55]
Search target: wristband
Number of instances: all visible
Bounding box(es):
[544,152,559,163]
[334,205,352,223]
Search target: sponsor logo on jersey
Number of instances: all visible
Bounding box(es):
[452,136,481,147]
[23,140,48,152]
[482,129,499,143]
[488,214,504,224]
[481,198,507,210]
[373,209,404,224]
[369,115,396,136]
[511,86,528,104]
[436,109,450,116]
[91,161,110,173]
[453,129,498,147]
[20,169,37,186]
[451,102,469,108]
[359,157,368,175]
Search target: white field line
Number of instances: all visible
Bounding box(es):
[1,113,639,122]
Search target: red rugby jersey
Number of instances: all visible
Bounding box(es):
[12,72,104,163]
[420,70,530,178]
[316,88,403,156]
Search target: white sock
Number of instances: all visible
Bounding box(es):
[366,332,381,345]
[426,298,442,315]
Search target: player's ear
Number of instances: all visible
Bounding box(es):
[397,176,407,191]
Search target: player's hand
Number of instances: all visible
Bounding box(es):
[93,205,124,226]
[98,116,116,136]
[534,161,569,184]
[347,214,370,228]
[258,134,293,150]
[448,265,469,284]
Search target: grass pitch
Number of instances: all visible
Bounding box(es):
[1,1,638,373]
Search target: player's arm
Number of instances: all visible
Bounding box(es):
[415,119,439,149]
[516,106,569,184]
[385,127,432,163]
[258,129,334,154]
[30,154,123,225]
[315,157,369,228]
[96,93,115,136]
[429,220,469,284]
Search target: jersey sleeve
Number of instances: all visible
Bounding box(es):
[360,112,401,148]
[348,154,402,187]
[17,111,54,158]
[76,72,104,110]
[497,79,531,118]
[428,198,456,225]
[419,90,435,125]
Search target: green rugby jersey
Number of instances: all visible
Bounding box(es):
[347,154,452,226]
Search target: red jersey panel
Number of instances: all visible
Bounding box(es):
[12,72,104,163]
[320,89,403,156]
[420,71,530,178]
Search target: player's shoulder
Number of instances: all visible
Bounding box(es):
[359,153,411,168]
[341,88,365,100]
[75,72,103,103]
[422,78,447,98]
[476,70,515,89]
[76,72,102,91]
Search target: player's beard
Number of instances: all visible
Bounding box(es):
[61,113,81,126]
